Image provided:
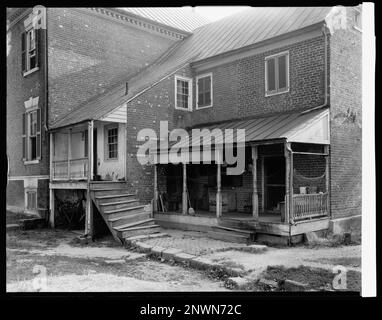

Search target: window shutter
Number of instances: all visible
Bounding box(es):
[22,113,27,160]
[34,29,39,68]
[84,130,88,157]
[36,108,41,159]
[21,32,26,73]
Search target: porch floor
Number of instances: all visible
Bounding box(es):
[155,210,282,223]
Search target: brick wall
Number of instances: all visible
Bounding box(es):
[328,7,362,219]
[47,8,179,125]
[190,35,327,126]
[7,10,49,212]
[7,17,49,177]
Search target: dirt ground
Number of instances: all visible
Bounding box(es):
[6,228,361,292]
[6,229,227,292]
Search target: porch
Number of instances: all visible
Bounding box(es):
[151,109,331,240]
[48,119,128,236]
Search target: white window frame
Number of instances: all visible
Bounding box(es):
[264,51,290,97]
[175,75,193,111]
[23,26,39,77]
[24,105,40,165]
[196,73,213,110]
[25,188,38,213]
[105,124,119,161]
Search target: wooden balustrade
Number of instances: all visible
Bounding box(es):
[291,192,328,221]
[52,157,88,180]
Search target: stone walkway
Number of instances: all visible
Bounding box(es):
[138,229,243,256]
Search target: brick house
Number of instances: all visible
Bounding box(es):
[7,6,361,244]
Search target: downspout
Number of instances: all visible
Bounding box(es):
[301,24,329,114]
[44,9,49,132]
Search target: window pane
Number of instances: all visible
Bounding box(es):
[30,112,37,136]
[31,137,37,160]
[267,59,276,91]
[198,76,211,107]
[107,128,118,159]
[176,79,189,109]
[278,55,287,89]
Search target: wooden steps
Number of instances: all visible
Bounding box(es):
[207,230,250,244]
[207,221,256,244]
[90,181,160,243]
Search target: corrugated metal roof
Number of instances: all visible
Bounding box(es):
[168,108,329,148]
[118,7,211,32]
[50,7,333,129]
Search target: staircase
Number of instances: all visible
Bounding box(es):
[90,181,161,243]
[206,218,258,244]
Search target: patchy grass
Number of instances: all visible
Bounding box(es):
[262,265,361,292]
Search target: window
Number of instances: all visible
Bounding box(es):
[106,126,118,160]
[21,27,39,75]
[26,190,37,210]
[196,73,213,109]
[354,8,362,31]
[22,108,41,162]
[175,76,192,111]
[265,52,289,96]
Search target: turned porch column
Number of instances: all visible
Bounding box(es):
[251,145,259,220]
[324,145,330,217]
[283,141,292,223]
[182,162,187,214]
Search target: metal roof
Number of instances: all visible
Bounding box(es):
[50,7,333,130]
[118,7,211,32]
[169,108,330,149]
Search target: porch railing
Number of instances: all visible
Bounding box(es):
[291,192,329,221]
[52,157,88,180]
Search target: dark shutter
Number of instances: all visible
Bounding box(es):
[34,29,39,68]
[21,32,26,73]
[22,113,27,160]
[84,130,88,157]
[36,108,41,159]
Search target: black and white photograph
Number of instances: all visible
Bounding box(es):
[5,4,376,300]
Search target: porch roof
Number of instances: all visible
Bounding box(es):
[167,107,330,150]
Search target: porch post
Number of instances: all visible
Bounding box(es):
[67,128,72,180]
[216,151,222,218]
[49,187,55,228]
[182,162,187,214]
[153,164,158,212]
[251,145,259,220]
[88,121,94,180]
[49,132,55,227]
[85,120,94,237]
[324,145,330,216]
[49,132,54,180]
[283,142,291,223]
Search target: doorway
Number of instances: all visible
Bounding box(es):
[264,156,285,212]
